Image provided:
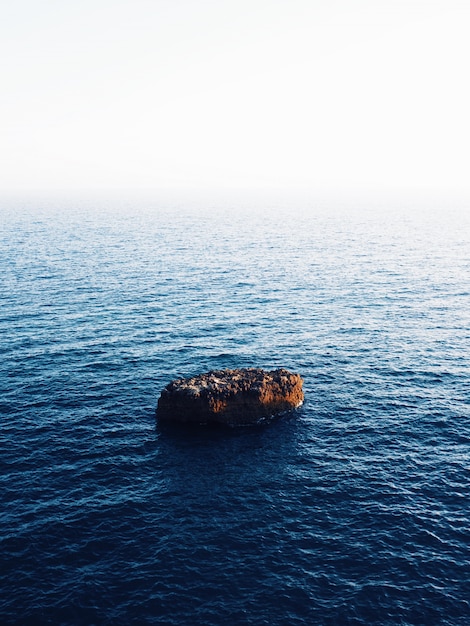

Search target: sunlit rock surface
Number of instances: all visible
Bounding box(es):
[156,368,304,425]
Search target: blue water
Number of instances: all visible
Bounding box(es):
[1,201,469,625]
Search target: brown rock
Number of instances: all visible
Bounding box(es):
[156,368,304,425]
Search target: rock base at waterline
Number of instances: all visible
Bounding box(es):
[156,368,304,425]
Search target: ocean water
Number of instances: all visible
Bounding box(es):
[1,200,469,625]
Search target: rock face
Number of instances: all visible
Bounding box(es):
[156,368,304,425]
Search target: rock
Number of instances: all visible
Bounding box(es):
[156,368,304,425]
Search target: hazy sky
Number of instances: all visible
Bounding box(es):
[1,0,469,198]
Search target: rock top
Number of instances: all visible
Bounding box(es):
[156,368,304,425]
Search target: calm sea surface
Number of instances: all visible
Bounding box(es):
[1,201,469,625]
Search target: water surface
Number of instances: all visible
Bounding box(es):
[1,202,469,624]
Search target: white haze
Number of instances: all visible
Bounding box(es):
[1,0,469,202]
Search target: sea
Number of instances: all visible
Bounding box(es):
[1,197,469,625]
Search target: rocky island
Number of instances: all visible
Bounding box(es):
[156,368,304,425]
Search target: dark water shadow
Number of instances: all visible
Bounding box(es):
[152,409,306,500]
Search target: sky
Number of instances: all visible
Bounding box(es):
[1,0,470,200]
